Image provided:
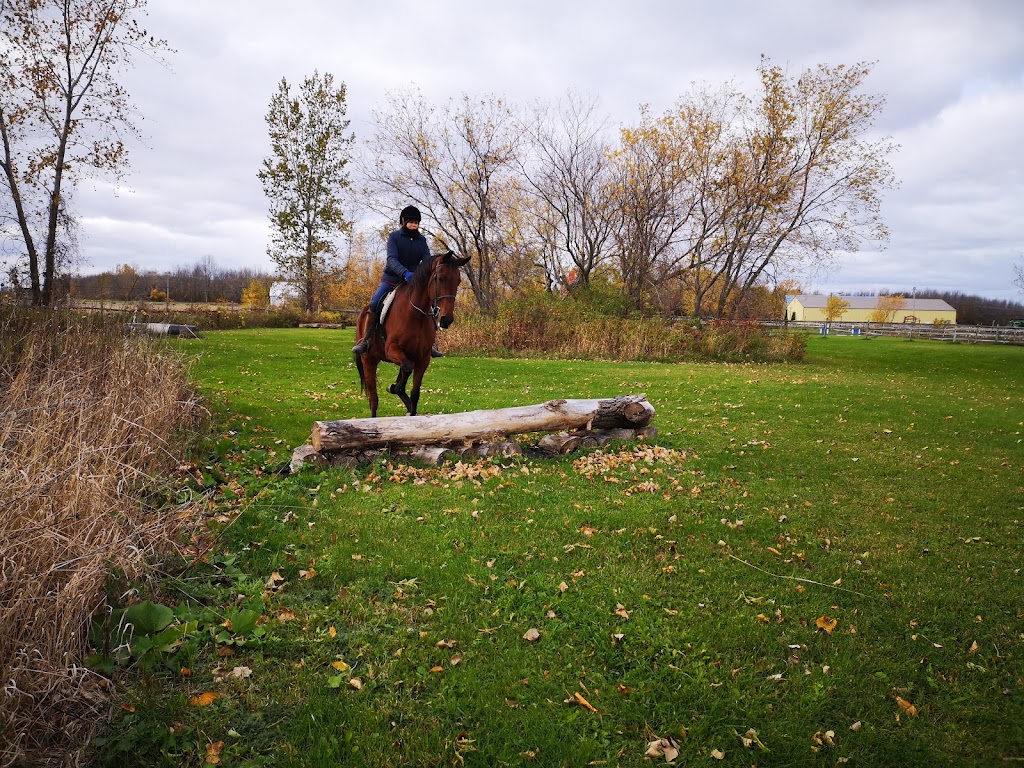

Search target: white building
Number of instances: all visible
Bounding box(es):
[269,281,301,308]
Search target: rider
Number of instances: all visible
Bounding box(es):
[352,205,436,355]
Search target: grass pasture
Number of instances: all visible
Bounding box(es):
[96,329,1023,767]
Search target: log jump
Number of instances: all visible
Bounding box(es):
[293,394,656,471]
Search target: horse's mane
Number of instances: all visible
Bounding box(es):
[408,253,437,291]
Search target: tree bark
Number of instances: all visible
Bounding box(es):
[311,395,654,452]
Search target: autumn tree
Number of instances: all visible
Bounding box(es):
[240,278,270,309]
[617,58,896,319]
[824,294,851,324]
[608,104,700,310]
[0,0,170,305]
[258,71,354,313]
[704,59,896,317]
[869,294,905,324]
[320,228,384,310]
[363,91,522,314]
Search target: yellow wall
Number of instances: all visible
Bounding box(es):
[787,299,957,325]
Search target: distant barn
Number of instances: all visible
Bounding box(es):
[269,281,301,308]
[786,294,957,324]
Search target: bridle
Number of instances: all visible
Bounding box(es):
[408,261,457,326]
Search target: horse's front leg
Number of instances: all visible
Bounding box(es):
[388,358,415,414]
[407,360,430,416]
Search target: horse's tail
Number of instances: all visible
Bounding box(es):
[355,350,366,394]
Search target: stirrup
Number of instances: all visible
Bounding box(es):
[352,338,370,354]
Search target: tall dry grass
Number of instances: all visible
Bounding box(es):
[443,298,806,363]
[0,310,202,767]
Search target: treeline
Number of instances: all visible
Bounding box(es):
[851,289,1024,326]
[919,290,1024,326]
[70,261,274,304]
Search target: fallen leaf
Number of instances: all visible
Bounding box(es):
[299,568,316,579]
[430,665,444,673]
[330,660,350,672]
[738,728,767,751]
[644,736,679,762]
[229,666,252,679]
[189,691,220,707]
[573,692,598,714]
[436,639,456,648]
[523,628,541,642]
[850,721,862,731]
[617,682,632,696]
[816,615,838,633]
[811,730,836,746]
[277,609,296,622]
[710,748,725,760]
[450,655,462,666]
[348,677,363,690]
[614,603,630,619]
[559,581,569,593]
[896,696,917,717]
[205,740,225,765]
[329,626,337,639]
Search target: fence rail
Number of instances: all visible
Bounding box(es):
[772,320,1024,345]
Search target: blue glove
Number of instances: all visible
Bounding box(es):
[403,271,414,282]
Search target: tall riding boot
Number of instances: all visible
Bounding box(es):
[352,311,380,354]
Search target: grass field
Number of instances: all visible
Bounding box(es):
[93,329,1024,767]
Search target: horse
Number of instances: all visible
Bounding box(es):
[354,251,471,417]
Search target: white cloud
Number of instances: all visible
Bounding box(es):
[52,0,1024,302]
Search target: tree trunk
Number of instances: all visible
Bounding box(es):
[310,395,654,452]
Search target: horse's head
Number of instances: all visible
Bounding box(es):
[430,251,471,329]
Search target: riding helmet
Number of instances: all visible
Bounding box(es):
[399,205,421,224]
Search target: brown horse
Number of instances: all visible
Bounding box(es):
[354,251,471,417]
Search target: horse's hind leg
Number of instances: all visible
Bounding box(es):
[363,358,381,418]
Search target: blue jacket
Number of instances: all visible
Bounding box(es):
[383,227,431,284]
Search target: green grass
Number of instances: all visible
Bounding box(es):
[93,329,1024,767]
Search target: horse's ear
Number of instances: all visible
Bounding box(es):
[453,253,470,267]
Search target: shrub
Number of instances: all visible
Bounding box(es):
[442,298,805,363]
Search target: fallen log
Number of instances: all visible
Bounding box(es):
[310,395,654,452]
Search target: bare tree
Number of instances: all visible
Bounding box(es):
[363,90,523,314]
[1013,255,1024,296]
[521,92,616,288]
[0,0,171,305]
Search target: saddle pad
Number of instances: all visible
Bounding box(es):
[379,286,399,325]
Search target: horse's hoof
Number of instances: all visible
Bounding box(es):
[388,384,400,395]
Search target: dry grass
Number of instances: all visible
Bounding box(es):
[443,300,806,363]
[0,310,202,767]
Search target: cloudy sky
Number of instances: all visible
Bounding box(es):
[71,0,1024,300]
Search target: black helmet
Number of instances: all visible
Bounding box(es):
[399,205,421,224]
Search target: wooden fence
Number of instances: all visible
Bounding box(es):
[773,320,1024,345]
